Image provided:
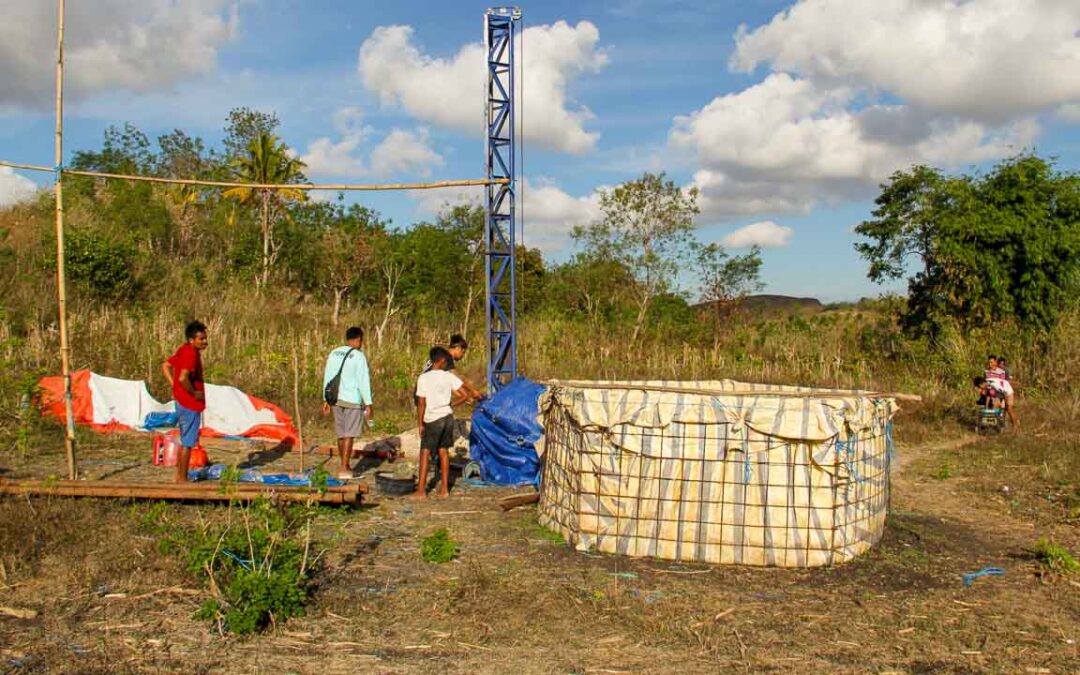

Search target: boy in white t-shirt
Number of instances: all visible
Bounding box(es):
[412,346,468,498]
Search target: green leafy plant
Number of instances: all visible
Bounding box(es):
[933,464,952,480]
[309,465,330,494]
[1032,538,1080,573]
[153,496,319,634]
[421,528,460,563]
[216,464,243,495]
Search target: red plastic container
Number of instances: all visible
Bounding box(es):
[188,445,208,468]
[152,433,180,466]
[152,434,206,468]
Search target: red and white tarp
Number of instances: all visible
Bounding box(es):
[38,369,298,444]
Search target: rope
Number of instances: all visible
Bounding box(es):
[518,16,526,277]
[742,431,752,483]
[516,15,526,374]
[962,567,1005,587]
[836,433,868,484]
[221,550,254,571]
[0,160,507,191]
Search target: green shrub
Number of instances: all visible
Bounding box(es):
[152,497,320,634]
[1033,538,1080,573]
[421,528,459,563]
[63,229,141,300]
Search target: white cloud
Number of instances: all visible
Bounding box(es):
[408,178,603,253]
[300,108,444,179]
[0,0,239,108]
[673,73,1039,220]
[1058,103,1080,123]
[369,128,444,178]
[721,221,793,249]
[519,179,604,252]
[731,0,1080,123]
[408,184,483,216]
[665,0,1074,221]
[358,21,608,154]
[0,168,40,207]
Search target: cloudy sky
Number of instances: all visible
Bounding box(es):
[2,0,1078,301]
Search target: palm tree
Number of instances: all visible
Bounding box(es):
[224,133,307,288]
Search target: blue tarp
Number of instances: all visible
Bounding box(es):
[187,463,344,487]
[469,377,545,486]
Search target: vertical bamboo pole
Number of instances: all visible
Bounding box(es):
[292,345,305,473]
[54,0,77,480]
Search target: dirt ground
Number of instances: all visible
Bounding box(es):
[0,425,1078,674]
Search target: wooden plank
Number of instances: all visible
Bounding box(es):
[0,479,363,505]
[499,492,540,511]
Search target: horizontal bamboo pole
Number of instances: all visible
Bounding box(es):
[0,159,504,191]
[545,379,922,402]
[0,160,52,172]
[0,478,365,504]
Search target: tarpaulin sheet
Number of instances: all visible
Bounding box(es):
[537,380,898,568]
[37,369,298,443]
[469,378,545,486]
[188,463,344,487]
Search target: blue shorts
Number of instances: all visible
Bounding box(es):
[177,405,202,448]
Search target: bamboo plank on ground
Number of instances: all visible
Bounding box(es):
[0,478,365,505]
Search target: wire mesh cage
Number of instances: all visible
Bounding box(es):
[537,380,897,568]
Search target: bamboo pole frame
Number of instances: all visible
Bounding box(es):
[0,160,506,192]
[54,0,77,480]
[10,0,508,483]
[544,379,923,402]
[292,344,305,473]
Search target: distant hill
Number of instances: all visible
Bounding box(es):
[695,294,824,319]
[741,295,823,315]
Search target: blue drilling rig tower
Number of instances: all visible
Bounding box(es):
[484,7,520,394]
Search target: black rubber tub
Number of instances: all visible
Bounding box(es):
[375,472,416,496]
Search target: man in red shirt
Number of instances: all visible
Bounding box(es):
[161,321,208,483]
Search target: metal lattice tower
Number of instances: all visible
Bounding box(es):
[484,7,520,393]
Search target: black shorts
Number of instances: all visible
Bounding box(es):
[421,414,455,457]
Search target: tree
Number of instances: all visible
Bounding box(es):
[70,123,155,176]
[223,133,308,288]
[695,243,764,328]
[156,129,216,253]
[436,204,485,335]
[543,255,635,327]
[573,172,699,342]
[515,245,546,315]
[855,154,1080,337]
[310,204,384,325]
[223,108,281,160]
[374,233,407,346]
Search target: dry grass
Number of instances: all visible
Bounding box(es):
[1,435,1078,674]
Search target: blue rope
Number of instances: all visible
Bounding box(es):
[742,432,752,483]
[221,550,254,571]
[962,567,1005,587]
[837,434,868,484]
[885,421,896,462]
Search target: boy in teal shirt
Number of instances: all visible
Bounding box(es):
[322,326,373,479]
